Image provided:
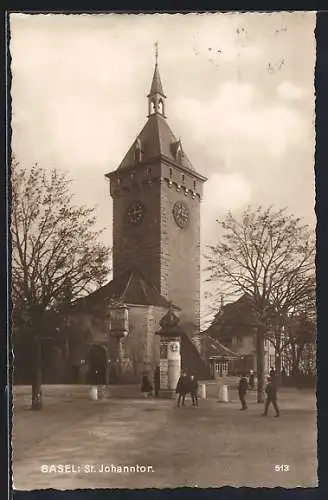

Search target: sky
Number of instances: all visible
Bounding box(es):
[10,12,316,327]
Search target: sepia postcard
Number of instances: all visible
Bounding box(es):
[10,11,317,490]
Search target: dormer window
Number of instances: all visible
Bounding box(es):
[174,140,183,163]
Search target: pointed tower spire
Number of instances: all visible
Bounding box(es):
[147,42,166,118]
[155,40,158,65]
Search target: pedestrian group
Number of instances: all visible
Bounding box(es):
[141,365,281,416]
[176,372,199,407]
[238,367,280,417]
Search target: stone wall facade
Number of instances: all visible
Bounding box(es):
[111,164,162,291]
[65,304,167,384]
[110,158,205,343]
[160,161,203,339]
[119,304,166,382]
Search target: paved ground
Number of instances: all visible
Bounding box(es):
[12,384,317,490]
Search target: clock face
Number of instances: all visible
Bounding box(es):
[127,201,145,227]
[173,201,190,229]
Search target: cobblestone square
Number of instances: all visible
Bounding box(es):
[12,384,317,490]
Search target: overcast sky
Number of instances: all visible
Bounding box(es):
[10,12,316,325]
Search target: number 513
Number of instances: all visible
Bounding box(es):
[275,465,290,472]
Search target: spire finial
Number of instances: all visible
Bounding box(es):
[147,43,166,118]
[155,41,158,65]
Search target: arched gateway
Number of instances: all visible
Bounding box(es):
[86,345,108,385]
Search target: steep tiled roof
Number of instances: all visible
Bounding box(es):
[201,333,241,359]
[181,332,211,380]
[117,114,195,172]
[72,269,176,311]
[206,294,258,339]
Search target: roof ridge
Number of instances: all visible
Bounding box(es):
[154,114,162,156]
[139,276,150,305]
[121,270,134,301]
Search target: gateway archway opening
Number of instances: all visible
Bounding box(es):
[86,345,107,385]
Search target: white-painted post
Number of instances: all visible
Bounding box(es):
[90,386,98,401]
[200,383,206,399]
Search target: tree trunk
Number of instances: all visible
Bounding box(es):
[296,342,305,368]
[31,335,43,410]
[256,329,265,403]
[275,351,282,386]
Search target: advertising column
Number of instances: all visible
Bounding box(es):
[167,340,181,391]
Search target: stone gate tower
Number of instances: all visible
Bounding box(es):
[106,56,207,340]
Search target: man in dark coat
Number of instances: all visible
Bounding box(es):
[238,373,248,410]
[141,374,153,398]
[269,367,276,379]
[189,375,199,407]
[154,366,160,398]
[176,372,189,407]
[263,377,280,417]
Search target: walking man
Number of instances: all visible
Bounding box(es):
[263,376,280,417]
[189,375,199,407]
[176,372,189,407]
[238,373,248,410]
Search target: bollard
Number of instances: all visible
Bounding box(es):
[90,386,98,401]
[200,383,206,399]
[218,384,229,403]
[216,381,222,400]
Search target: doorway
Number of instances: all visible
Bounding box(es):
[86,345,107,384]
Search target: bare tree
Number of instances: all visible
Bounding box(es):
[205,206,315,402]
[11,161,110,409]
[285,311,316,376]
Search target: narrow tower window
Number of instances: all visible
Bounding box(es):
[169,168,173,178]
[146,167,152,175]
[182,174,185,182]
[193,180,196,190]
[134,139,142,163]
